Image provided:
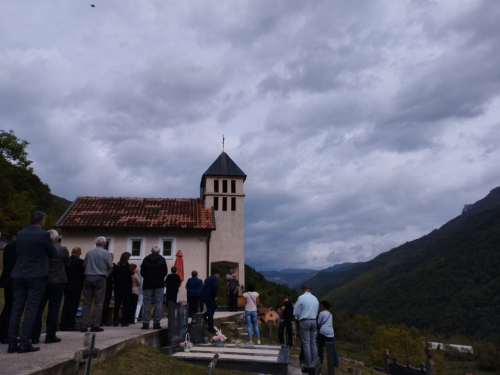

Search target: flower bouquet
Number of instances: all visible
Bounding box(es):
[210,326,227,346]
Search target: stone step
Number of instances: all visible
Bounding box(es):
[236,327,248,337]
[221,321,237,329]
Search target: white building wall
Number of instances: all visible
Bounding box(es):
[61,228,209,301]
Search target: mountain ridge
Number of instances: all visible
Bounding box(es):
[306,187,500,340]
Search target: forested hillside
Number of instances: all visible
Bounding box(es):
[0,130,71,234]
[311,187,500,341]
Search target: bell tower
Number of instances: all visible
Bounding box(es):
[200,151,246,287]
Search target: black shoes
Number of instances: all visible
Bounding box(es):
[18,344,40,353]
[121,323,129,327]
[31,338,40,345]
[44,336,62,344]
[141,324,149,330]
[113,322,119,327]
[7,343,19,353]
[153,323,162,329]
[80,328,88,332]
[90,327,104,332]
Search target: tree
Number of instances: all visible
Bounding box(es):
[0,129,70,234]
[369,324,448,373]
[0,129,31,169]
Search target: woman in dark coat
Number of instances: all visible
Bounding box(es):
[113,252,132,326]
[185,270,203,317]
[164,266,181,305]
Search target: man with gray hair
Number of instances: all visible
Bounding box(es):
[80,237,113,333]
[140,244,168,329]
[31,229,70,344]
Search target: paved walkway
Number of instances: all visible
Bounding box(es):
[0,312,240,375]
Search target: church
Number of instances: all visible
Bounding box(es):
[55,151,246,301]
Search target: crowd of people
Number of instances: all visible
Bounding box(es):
[0,211,338,371]
[274,285,340,371]
[0,211,209,353]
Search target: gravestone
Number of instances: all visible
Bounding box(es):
[179,302,189,341]
[190,313,206,344]
[167,301,180,347]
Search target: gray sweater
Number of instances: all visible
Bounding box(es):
[317,310,335,338]
[48,243,70,284]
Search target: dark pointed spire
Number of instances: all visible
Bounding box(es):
[201,151,246,187]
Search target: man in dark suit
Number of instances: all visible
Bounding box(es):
[32,230,70,344]
[7,211,58,354]
[0,241,17,344]
[201,270,221,333]
[60,247,85,331]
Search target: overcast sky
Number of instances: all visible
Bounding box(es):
[2,1,500,271]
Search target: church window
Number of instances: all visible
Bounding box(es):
[159,237,176,260]
[214,197,219,210]
[222,197,227,211]
[131,240,142,257]
[214,180,219,193]
[222,180,228,193]
[127,236,146,259]
[231,197,236,211]
[231,180,236,193]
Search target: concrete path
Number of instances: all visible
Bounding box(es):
[0,312,239,375]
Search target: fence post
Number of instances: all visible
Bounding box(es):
[425,343,435,375]
[384,349,390,374]
[267,321,272,342]
[325,342,335,375]
[205,353,220,375]
[83,333,99,375]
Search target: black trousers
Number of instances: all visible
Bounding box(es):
[187,296,201,317]
[114,287,131,324]
[0,285,14,340]
[228,291,238,311]
[101,281,113,325]
[9,277,46,346]
[284,319,294,347]
[60,288,82,329]
[317,333,339,366]
[128,294,139,323]
[32,283,65,339]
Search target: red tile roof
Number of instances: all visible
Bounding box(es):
[56,197,215,230]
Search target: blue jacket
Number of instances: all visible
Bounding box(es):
[186,277,202,297]
[201,275,219,302]
[11,225,58,279]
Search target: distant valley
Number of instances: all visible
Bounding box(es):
[261,262,362,288]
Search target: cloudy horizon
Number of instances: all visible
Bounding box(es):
[2,0,500,271]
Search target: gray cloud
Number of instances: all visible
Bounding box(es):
[2,0,500,271]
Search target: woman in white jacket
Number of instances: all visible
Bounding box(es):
[317,300,339,367]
